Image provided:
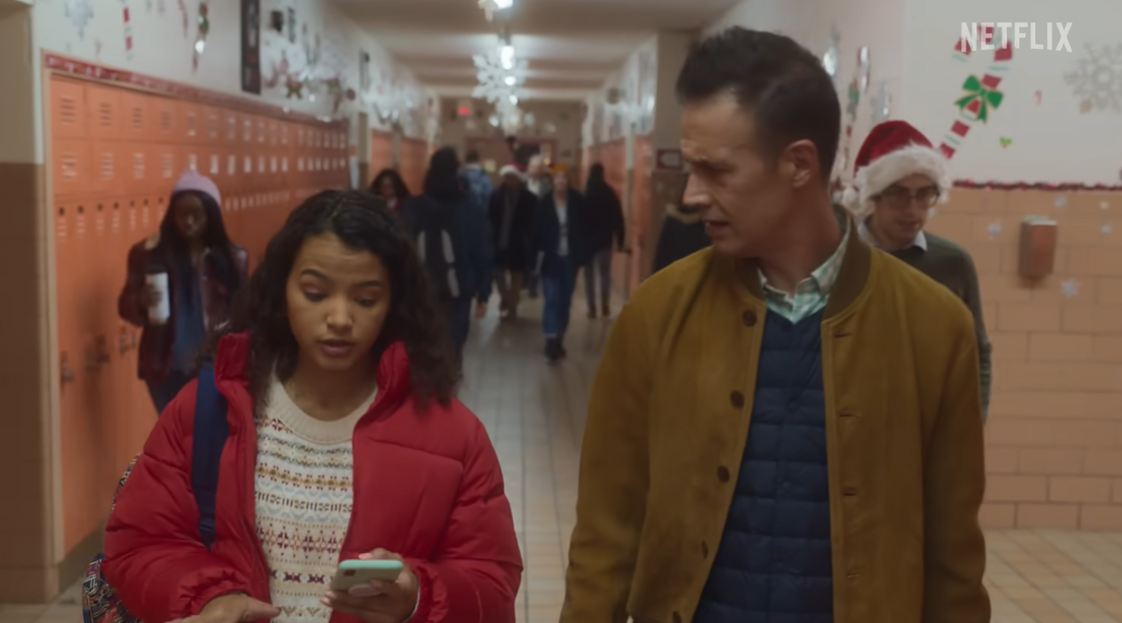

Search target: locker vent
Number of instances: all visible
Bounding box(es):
[100,152,114,180]
[188,153,198,170]
[61,153,79,180]
[162,153,173,178]
[227,117,237,140]
[98,102,113,127]
[131,106,144,131]
[209,113,220,138]
[186,112,197,137]
[160,109,172,131]
[133,152,145,179]
[60,97,78,126]
[243,119,252,141]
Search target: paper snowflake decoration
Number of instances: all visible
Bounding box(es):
[1064,43,1122,114]
[1060,279,1080,299]
[871,81,891,123]
[987,221,1002,238]
[472,49,526,105]
[65,0,94,39]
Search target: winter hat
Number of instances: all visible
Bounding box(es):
[172,169,222,206]
[841,120,951,218]
[499,164,524,179]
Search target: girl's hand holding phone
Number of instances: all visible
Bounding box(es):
[322,549,419,623]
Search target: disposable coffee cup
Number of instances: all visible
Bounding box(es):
[146,271,170,325]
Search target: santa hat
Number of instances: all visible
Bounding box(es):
[499,164,523,179]
[172,169,222,206]
[841,120,951,218]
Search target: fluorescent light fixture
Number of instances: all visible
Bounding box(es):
[494,0,514,9]
[504,75,516,86]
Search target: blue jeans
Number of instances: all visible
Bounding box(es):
[542,256,577,338]
[447,297,472,368]
[146,369,194,416]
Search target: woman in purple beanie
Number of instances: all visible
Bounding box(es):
[117,169,248,414]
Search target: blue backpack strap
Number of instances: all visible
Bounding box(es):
[191,364,228,550]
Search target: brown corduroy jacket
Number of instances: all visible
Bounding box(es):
[561,229,989,623]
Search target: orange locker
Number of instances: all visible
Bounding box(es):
[149,97,177,142]
[181,102,203,144]
[120,92,151,143]
[90,140,120,195]
[50,79,88,141]
[86,86,123,141]
[52,138,93,200]
[151,143,180,191]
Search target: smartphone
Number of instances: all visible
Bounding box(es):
[329,559,404,592]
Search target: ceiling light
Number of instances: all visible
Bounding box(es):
[494,0,513,9]
[504,75,516,86]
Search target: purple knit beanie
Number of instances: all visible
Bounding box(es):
[171,169,222,205]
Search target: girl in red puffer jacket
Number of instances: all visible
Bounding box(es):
[102,190,521,623]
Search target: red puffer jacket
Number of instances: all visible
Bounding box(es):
[102,333,522,623]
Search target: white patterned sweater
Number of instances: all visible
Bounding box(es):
[255,378,377,623]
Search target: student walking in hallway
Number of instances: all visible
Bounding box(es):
[580,163,625,319]
[843,119,992,419]
[117,170,248,415]
[100,191,521,623]
[489,164,538,321]
[532,166,588,363]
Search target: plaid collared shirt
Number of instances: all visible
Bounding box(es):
[759,216,851,323]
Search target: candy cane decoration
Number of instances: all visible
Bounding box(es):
[121,0,134,59]
[939,25,1013,158]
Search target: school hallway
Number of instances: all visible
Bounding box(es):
[0,285,1119,623]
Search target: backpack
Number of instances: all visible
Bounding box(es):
[82,365,229,623]
[415,198,462,308]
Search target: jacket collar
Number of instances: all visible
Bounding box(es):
[214,332,413,410]
[730,208,871,321]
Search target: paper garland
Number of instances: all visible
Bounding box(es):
[953,179,1122,191]
[939,25,1013,159]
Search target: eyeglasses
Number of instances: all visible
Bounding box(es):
[876,186,940,209]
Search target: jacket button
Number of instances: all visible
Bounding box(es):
[701,540,710,558]
[730,391,745,408]
[742,310,757,326]
[717,466,730,482]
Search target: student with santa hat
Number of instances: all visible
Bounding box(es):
[843,120,992,419]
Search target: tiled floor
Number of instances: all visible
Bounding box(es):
[5,292,1122,623]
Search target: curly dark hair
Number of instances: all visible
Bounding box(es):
[223,190,458,410]
[370,168,411,202]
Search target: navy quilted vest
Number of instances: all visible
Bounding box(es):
[694,309,833,623]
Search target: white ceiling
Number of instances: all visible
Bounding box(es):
[330,0,742,100]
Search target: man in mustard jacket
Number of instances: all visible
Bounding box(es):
[561,27,989,623]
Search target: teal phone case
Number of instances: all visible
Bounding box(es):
[338,559,404,572]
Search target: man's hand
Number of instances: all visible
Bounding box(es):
[322,550,420,623]
[166,593,280,623]
[475,301,488,319]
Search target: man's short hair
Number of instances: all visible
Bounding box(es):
[464,149,481,164]
[676,27,841,182]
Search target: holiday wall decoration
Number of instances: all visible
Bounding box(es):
[121,0,134,59]
[857,47,871,92]
[192,2,210,70]
[870,81,891,123]
[938,25,1013,159]
[240,0,261,93]
[178,0,189,36]
[999,137,1012,148]
[66,0,94,39]
[1064,42,1122,114]
[822,26,840,79]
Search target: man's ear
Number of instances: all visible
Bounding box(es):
[783,139,820,189]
